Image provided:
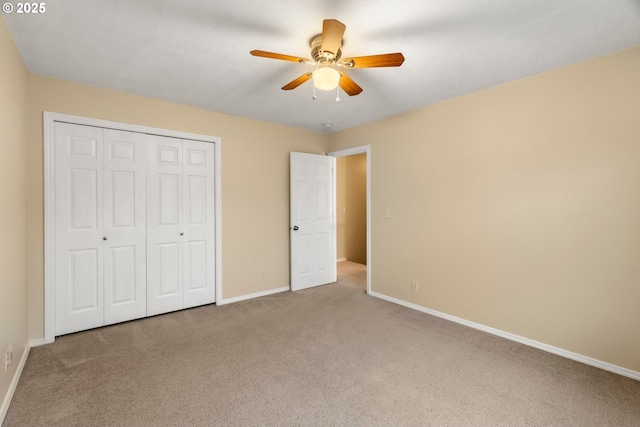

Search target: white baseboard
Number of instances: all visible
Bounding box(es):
[29,339,45,347]
[217,286,290,305]
[0,343,30,425]
[369,291,640,381]
[337,258,347,262]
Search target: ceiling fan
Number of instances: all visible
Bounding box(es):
[250,19,405,97]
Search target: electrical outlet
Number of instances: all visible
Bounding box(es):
[411,281,419,292]
[4,343,12,371]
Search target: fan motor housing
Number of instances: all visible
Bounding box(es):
[310,34,342,62]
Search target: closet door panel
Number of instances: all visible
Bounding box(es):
[54,123,105,335]
[67,249,100,310]
[157,242,180,295]
[183,140,216,307]
[147,135,184,315]
[109,245,136,301]
[103,129,147,324]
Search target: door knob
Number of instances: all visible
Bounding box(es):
[180,232,184,236]
[103,237,108,240]
[292,226,299,231]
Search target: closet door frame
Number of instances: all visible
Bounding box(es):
[43,112,222,344]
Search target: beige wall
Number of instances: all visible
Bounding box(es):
[328,46,640,372]
[26,75,328,341]
[0,17,29,412]
[345,154,367,264]
[336,154,367,264]
[336,157,347,260]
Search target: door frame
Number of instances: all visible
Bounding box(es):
[328,145,371,294]
[43,111,222,343]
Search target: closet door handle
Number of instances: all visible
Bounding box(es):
[180,232,184,236]
[103,237,108,241]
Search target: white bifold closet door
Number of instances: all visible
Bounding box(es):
[146,135,215,316]
[54,123,147,335]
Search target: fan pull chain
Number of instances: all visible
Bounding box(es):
[312,85,317,100]
[336,86,341,102]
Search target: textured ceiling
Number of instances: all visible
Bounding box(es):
[4,0,640,133]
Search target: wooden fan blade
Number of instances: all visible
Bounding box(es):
[282,72,313,90]
[321,19,346,56]
[342,53,405,68]
[250,50,310,64]
[338,71,363,96]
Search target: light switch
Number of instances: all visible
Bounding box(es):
[384,208,391,218]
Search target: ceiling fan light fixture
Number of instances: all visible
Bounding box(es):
[250,19,404,96]
[313,61,340,91]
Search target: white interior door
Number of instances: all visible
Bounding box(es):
[147,136,216,315]
[55,123,148,335]
[54,123,105,335]
[103,129,147,324]
[182,140,216,308]
[290,152,336,291]
[147,135,184,315]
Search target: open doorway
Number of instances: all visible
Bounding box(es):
[329,146,370,293]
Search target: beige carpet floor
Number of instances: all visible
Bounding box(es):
[4,262,640,427]
[335,260,367,290]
